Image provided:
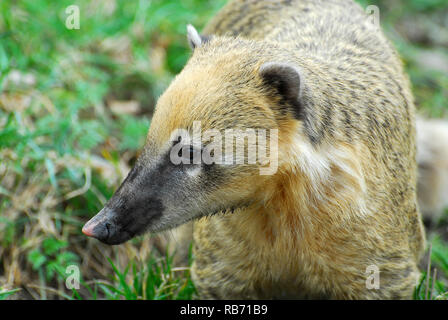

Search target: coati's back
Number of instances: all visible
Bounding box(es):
[205,0,398,67]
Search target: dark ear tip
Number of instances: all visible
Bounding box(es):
[260,62,301,82]
[259,62,304,118]
[260,61,302,91]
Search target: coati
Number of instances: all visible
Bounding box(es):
[82,0,430,299]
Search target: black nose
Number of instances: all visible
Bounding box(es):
[82,208,132,245]
[84,222,110,241]
[82,208,115,242]
[83,213,108,239]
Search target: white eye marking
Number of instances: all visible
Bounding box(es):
[186,165,201,177]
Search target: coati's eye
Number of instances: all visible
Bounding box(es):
[169,135,203,166]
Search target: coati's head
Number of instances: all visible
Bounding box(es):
[82,25,308,244]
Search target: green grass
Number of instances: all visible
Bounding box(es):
[0,0,447,299]
[0,288,21,300]
[71,251,196,300]
[414,237,448,300]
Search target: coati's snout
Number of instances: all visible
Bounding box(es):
[82,127,261,245]
[82,131,265,245]
[82,138,222,244]
[82,163,165,245]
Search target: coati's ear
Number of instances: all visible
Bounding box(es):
[259,62,304,117]
[187,24,210,49]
